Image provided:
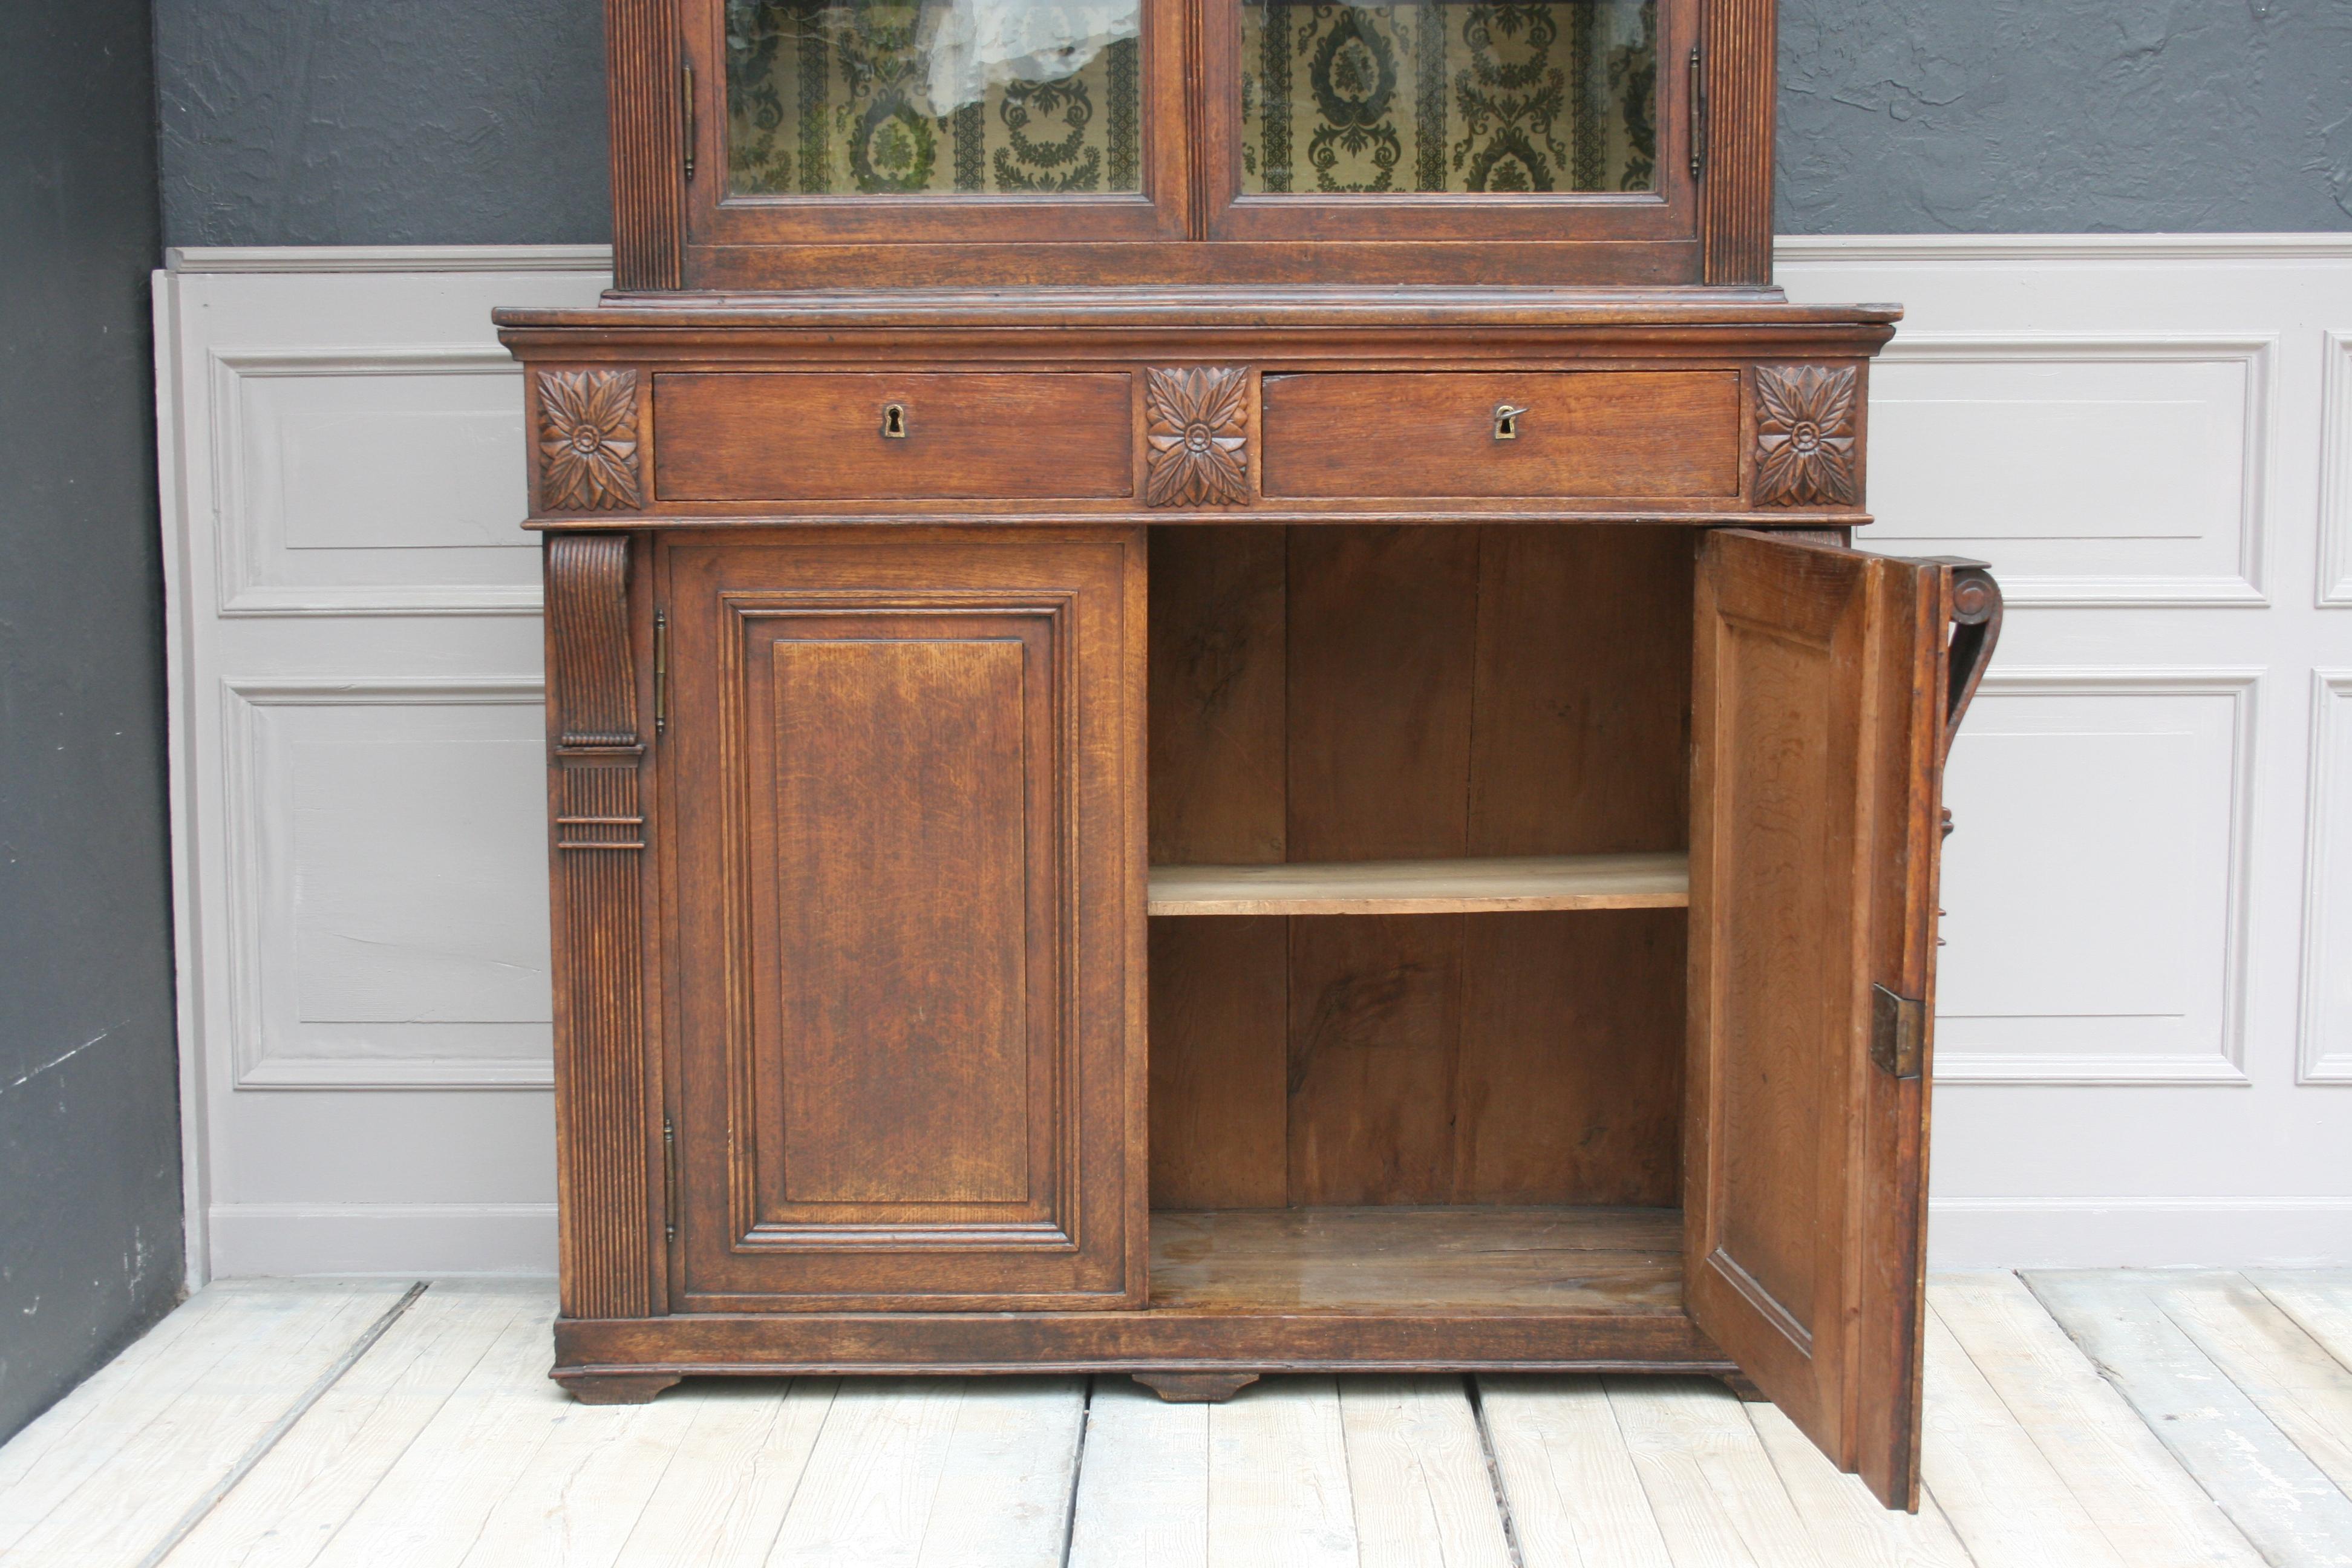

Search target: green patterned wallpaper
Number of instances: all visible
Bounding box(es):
[1243,0,1656,194]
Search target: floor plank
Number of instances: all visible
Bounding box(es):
[1206,1378,1359,1568]
[1337,1377,1512,1568]
[304,1300,580,1566]
[1919,1301,2132,1568]
[1478,1376,1673,1567]
[0,1279,412,1567]
[22,1272,2352,1566]
[1604,1376,1823,1568]
[611,1381,837,1567]
[1066,1382,1209,1568]
[454,1365,703,1566]
[908,1379,1086,1568]
[2146,1273,2352,1501]
[2251,1272,2352,1372]
[762,1377,1083,1568]
[1745,1403,1974,1568]
[159,1281,543,1567]
[2030,1270,2352,1568]
[1938,1272,2264,1567]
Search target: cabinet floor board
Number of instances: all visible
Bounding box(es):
[1148,1206,1685,1316]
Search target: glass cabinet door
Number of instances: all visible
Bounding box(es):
[687,0,1188,255]
[1207,0,1694,244]
[1238,0,1658,195]
[725,0,1147,196]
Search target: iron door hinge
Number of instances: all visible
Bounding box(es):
[662,1114,678,1243]
[1871,984,1926,1080]
[653,609,668,737]
[1688,47,1705,180]
[682,62,697,181]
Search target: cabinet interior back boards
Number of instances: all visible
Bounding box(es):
[497,0,2002,1510]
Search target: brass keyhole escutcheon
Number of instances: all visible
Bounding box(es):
[882,402,908,439]
[1492,403,1528,442]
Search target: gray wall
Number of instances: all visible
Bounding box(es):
[1,0,187,1442]
[155,0,609,247]
[153,0,2352,246]
[1780,0,2352,234]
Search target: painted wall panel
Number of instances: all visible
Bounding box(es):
[158,239,2352,1277]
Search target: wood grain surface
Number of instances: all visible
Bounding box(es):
[1261,371,1740,499]
[1148,852,1690,915]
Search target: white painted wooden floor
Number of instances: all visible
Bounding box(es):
[2,1273,2349,1567]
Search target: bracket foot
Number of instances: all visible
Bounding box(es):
[557,1371,683,1406]
[1133,1371,1260,1403]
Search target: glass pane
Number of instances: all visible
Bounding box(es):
[725,0,1145,195]
[1240,0,1658,195]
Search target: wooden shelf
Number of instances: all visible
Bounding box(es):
[1148,1206,1685,1316]
[1146,851,1690,916]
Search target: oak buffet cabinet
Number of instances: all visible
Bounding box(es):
[497,0,2001,1510]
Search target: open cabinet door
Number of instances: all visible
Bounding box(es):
[1685,528,1999,1510]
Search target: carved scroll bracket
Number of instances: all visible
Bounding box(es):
[1933,558,2004,761]
[544,532,656,1322]
[1145,367,1250,507]
[1753,364,1859,508]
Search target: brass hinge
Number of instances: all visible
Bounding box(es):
[662,1114,678,1243]
[1870,984,1926,1080]
[653,609,668,737]
[682,63,697,181]
[1688,47,1705,180]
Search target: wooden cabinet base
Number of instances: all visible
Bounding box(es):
[551,1310,1735,1382]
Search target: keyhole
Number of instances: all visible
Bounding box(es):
[1493,403,1527,441]
[882,403,907,439]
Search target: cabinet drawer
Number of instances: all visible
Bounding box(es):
[654,372,1134,502]
[1261,371,1740,500]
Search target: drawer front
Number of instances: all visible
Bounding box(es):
[655,372,1134,502]
[1261,371,1741,500]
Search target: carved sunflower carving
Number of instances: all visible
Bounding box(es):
[1145,367,1250,507]
[1754,365,1859,508]
[538,368,644,512]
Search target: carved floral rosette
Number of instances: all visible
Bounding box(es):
[1753,364,1859,508]
[538,368,645,512]
[1144,367,1250,507]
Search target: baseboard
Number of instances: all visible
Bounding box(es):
[209,1203,558,1277]
[1929,1197,2352,1270]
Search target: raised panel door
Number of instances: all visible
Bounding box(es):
[661,528,1146,1310]
[1685,528,1994,1509]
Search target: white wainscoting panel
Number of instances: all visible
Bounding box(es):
[1783,235,2352,1268]
[2324,333,2352,607]
[1866,336,2272,606]
[2304,673,2352,1083]
[212,348,543,616]
[1936,670,2259,1085]
[158,249,605,1284]
[221,679,552,1089]
[157,239,2352,1279]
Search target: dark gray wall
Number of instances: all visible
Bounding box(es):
[1,0,186,1442]
[1780,0,2352,234]
[152,0,2352,245]
[155,0,610,247]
